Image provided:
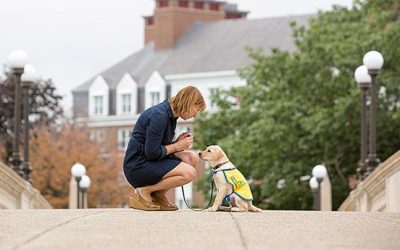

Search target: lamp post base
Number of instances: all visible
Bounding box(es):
[10,154,23,177]
[22,161,33,184]
[364,155,381,179]
[356,161,368,182]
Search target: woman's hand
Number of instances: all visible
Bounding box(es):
[174,134,193,151]
[175,132,191,142]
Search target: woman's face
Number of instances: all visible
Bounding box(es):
[180,107,199,120]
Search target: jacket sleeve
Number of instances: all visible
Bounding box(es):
[144,111,168,161]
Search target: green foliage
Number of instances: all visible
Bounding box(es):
[194,0,400,210]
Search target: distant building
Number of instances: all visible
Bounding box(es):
[72,0,310,207]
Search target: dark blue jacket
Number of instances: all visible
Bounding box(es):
[124,100,177,165]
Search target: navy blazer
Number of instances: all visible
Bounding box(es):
[124,100,177,164]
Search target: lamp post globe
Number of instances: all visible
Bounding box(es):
[71,163,86,178]
[354,65,371,86]
[79,175,91,189]
[21,64,37,84]
[363,51,384,71]
[309,177,318,190]
[312,164,327,182]
[8,50,28,71]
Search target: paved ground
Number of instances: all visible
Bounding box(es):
[1,209,399,250]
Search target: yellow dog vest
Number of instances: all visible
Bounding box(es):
[219,168,253,201]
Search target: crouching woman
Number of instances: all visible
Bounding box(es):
[123,86,206,211]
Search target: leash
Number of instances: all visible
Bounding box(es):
[180,162,230,211]
[181,174,214,211]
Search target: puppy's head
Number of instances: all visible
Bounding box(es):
[198,145,227,163]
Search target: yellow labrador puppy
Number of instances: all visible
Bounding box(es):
[199,145,262,212]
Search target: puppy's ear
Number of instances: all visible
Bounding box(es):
[215,147,226,161]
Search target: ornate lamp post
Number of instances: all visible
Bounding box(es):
[311,164,327,211]
[354,65,371,181]
[71,163,86,209]
[363,51,384,177]
[21,65,37,184]
[79,175,91,209]
[309,177,319,210]
[7,50,28,176]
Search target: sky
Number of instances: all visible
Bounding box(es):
[0,0,353,116]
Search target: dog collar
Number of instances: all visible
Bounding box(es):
[212,161,230,170]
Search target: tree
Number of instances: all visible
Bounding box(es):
[0,75,63,162]
[194,0,400,210]
[30,124,133,208]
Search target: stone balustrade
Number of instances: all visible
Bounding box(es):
[339,150,400,212]
[0,161,52,209]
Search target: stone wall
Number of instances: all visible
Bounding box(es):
[339,150,400,212]
[0,162,52,209]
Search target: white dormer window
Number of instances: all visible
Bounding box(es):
[89,76,109,117]
[118,128,131,151]
[122,94,131,113]
[150,92,160,106]
[145,71,166,109]
[116,74,137,115]
[93,96,104,115]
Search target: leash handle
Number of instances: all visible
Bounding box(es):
[181,179,214,211]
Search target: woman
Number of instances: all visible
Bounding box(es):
[123,86,206,211]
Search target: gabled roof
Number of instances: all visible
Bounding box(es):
[73,15,311,92]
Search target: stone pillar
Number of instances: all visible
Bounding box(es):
[69,177,78,209]
[386,171,400,212]
[20,190,31,209]
[359,192,370,211]
[320,175,332,211]
[83,192,88,209]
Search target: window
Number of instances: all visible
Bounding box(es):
[178,0,189,8]
[118,129,131,150]
[90,129,106,143]
[194,2,204,9]
[121,94,131,113]
[209,3,220,11]
[93,96,103,115]
[159,0,168,8]
[209,88,218,108]
[150,92,160,107]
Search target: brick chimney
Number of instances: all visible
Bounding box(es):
[144,0,248,50]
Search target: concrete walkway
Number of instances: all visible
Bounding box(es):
[1,209,399,250]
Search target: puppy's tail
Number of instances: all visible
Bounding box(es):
[249,203,262,212]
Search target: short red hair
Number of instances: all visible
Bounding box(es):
[169,86,206,115]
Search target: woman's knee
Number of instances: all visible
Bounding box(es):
[182,165,196,182]
[165,163,196,182]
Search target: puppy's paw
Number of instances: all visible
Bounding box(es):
[231,207,246,212]
[208,206,218,212]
